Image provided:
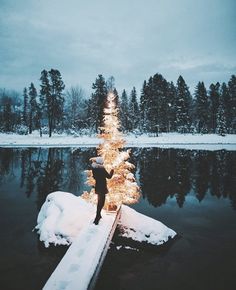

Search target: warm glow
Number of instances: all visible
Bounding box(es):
[81,91,140,211]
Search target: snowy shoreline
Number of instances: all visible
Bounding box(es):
[0,132,236,151]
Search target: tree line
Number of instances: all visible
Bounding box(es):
[0,71,235,136]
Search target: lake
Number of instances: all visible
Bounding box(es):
[0,147,235,290]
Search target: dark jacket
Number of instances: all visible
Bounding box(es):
[92,165,114,194]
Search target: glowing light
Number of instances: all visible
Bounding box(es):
[82,91,140,211]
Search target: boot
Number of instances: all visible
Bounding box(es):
[93,213,102,225]
[93,216,101,225]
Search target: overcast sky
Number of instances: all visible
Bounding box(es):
[0,0,235,96]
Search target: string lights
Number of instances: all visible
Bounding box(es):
[81,91,140,211]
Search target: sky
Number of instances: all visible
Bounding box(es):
[0,0,235,96]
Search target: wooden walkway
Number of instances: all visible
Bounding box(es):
[43,207,121,290]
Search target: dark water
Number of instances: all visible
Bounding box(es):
[0,147,235,290]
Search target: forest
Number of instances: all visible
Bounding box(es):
[0,71,235,136]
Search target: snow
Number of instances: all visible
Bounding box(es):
[119,205,176,245]
[35,191,95,247]
[36,191,176,290]
[42,198,119,290]
[116,245,139,251]
[0,132,236,150]
[35,191,176,248]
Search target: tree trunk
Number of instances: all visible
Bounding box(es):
[49,118,52,137]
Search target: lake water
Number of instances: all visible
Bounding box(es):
[0,147,235,290]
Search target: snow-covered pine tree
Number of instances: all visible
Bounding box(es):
[3,97,13,132]
[139,80,149,133]
[152,73,169,132]
[35,101,42,137]
[23,87,28,128]
[40,70,51,135]
[120,89,129,132]
[139,74,190,134]
[144,74,167,135]
[194,81,209,133]
[216,95,227,136]
[90,74,108,132]
[112,87,119,109]
[40,69,65,137]
[145,76,158,134]
[176,75,191,133]
[129,87,139,132]
[228,75,236,133]
[48,69,65,133]
[28,83,38,134]
[82,92,140,210]
[221,82,230,132]
[209,82,220,133]
[167,81,177,132]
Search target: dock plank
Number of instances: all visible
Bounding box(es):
[43,207,121,290]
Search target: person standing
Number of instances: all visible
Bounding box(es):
[91,157,114,225]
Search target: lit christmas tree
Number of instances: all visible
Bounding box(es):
[82,92,140,211]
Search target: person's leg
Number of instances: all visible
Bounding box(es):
[94,193,105,225]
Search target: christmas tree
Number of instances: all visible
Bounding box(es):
[82,91,140,211]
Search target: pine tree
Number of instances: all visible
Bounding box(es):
[23,87,28,128]
[82,92,140,209]
[112,87,119,109]
[145,76,160,135]
[48,69,65,132]
[145,77,155,134]
[90,74,108,132]
[28,83,38,134]
[120,89,129,132]
[139,80,149,132]
[228,75,236,133]
[35,102,42,137]
[151,74,169,132]
[220,82,230,132]
[167,81,177,132]
[144,74,168,134]
[129,87,139,132]
[209,82,220,133]
[3,97,13,132]
[40,69,65,137]
[216,96,227,136]
[176,76,191,133]
[40,70,51,134]
[194,81,209,133]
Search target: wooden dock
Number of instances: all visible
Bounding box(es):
[43,207,121,290]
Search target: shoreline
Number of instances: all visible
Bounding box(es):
[0,133,235,151]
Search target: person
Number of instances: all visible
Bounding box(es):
[91,157,114,225]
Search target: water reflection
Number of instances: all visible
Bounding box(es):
[137,148,236,210]
[0,147,235,210]
[0,148,96,209]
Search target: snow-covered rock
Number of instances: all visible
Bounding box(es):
[35,191,95,247]
[119,205,176,245]
[35,191,176,248]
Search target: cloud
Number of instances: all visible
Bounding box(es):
[0,0,235,95]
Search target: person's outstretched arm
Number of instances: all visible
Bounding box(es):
[104,168,114,179]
